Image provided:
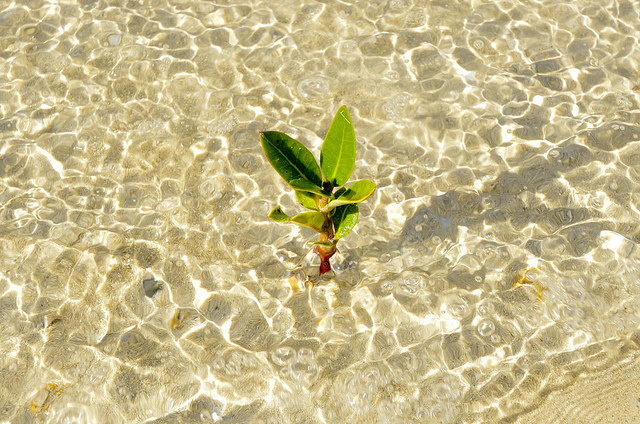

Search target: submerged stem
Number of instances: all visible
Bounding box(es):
[315,237,336,275]
[315,201,337,275]
[319,260,332,275]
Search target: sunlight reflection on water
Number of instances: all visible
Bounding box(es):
[1,0,640,423]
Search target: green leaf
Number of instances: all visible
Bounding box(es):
[289,178,331,197]
[307,240,335,247]
[332,204,359,239]
[333,186,348,198]
[327,180,376,209]
[321,106,356,187]
[260,131,323,187]
[295,190,318,210]
[268,206,290,223]
[290,212,326,233]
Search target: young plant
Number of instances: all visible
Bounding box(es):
[260,106,376,275]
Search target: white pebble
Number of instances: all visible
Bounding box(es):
[108,33,122,46]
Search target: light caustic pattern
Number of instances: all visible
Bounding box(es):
[1,0,640,423]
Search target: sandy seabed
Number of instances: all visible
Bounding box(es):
[1,0,640,422]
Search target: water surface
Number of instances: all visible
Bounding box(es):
[2,0,640,423]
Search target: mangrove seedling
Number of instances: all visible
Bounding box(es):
[260,106,376,275]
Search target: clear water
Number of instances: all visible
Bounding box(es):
[2,0,640,423]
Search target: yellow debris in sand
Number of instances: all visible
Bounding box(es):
[30,383,61,414]
[514,268,546,301]
[288,275,303,291]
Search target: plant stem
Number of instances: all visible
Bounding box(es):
[315,193,336,275]
[315,231,336,275]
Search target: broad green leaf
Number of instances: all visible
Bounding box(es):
[295,190,318,210]
[321,106,356,187]
[260,131,323,187]
[268,206,290,223]
[289,178,331,197]
[290,212,326,233]
[333,186,348,199]
[332,204,359,239]
[327,180,376,209]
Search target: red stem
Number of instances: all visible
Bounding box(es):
[315,189,336,276]
[319,260,332,275]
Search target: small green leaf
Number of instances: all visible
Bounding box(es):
[260,131,323,187]
[327,180,376,209]
[289,178,331,197]
[332,204,359,239]
[321,106,356,187]
[295,190,318,210]
[268,206,290,223]
[307,240,335,247]
[290,212,326,233]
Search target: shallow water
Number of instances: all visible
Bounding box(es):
[1,0,640,423]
